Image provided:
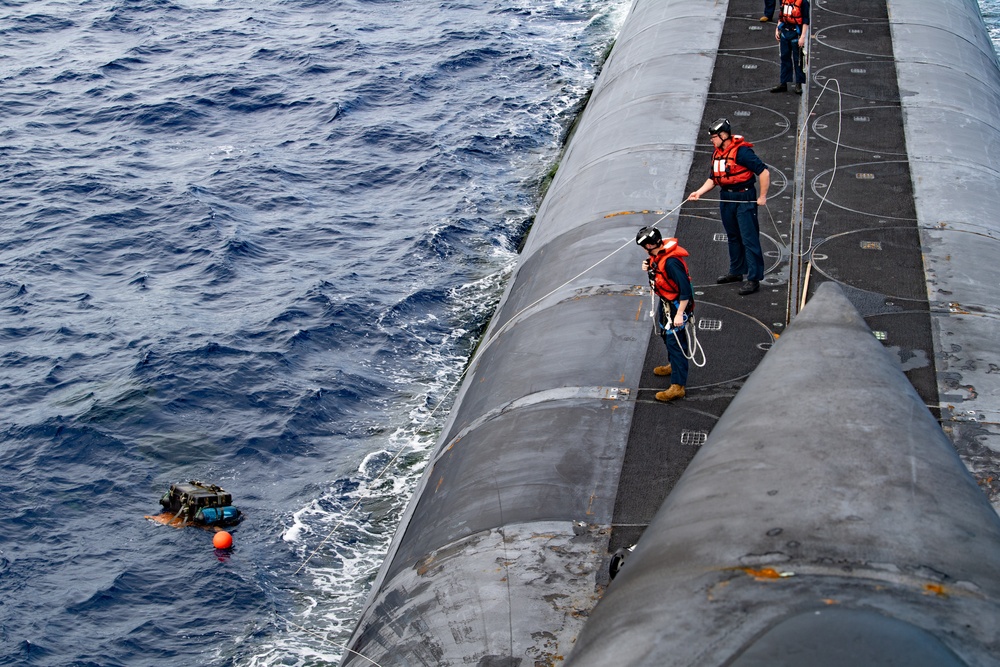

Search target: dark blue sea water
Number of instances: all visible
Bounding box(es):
[0,1,629,664]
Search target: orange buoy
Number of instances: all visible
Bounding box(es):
[213,531,233,549]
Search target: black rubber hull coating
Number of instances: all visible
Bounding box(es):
[565,283,1000,666]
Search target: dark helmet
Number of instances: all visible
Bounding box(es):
[708,118,731,136]
[635,226,662,247]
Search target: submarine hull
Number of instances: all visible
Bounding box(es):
[565,283,1000,666]
[341,0,1000,663]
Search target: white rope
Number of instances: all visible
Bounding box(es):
[474,199,688,358]
[802,77,844,256]
[276,614,385,667]
[292,205,689,574]
[650,294,707,370]
[682,321,707,368]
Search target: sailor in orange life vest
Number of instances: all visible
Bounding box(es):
[771,0,810,94]
[636,226,694,402]
[687,118,770,296]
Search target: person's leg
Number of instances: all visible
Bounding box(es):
[779,36,793,84]
[720,201,747,276]
[667,331,689,387]
[763,0,775,20]
[736,201,765,281]
[655,332,688,401]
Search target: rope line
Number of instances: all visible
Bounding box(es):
[276,614,385,667]
[649,292,707,368]
[682,322,708,368]
[802,77,844,257]
[294,200,689,578]
[471,198,688,358]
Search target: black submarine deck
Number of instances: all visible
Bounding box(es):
[611,0,939,555]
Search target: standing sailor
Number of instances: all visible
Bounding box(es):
[636,226,694,402]
[771,0,810,94]
[688,118,770,296]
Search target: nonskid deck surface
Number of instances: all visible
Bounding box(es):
[611,0,938,554]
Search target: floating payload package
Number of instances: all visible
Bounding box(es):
[146,480,242,529]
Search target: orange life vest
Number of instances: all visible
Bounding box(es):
[780,0,804,26]
[649,238,694,304]
[711,135,755,188]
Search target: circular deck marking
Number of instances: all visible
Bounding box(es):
[810,227,930,301]
[655,301,777,390]
[711,53,783,95]
[811,106,907,155]
[810,161,918,220]
[813,61,899,102]
[814,0,889,20]
[813,23,893,58]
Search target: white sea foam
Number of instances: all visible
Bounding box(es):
[241,2,632,665]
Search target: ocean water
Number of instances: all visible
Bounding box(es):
[983,0,1000,43]
[3,1,1000,666]
[0,1,629,665]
